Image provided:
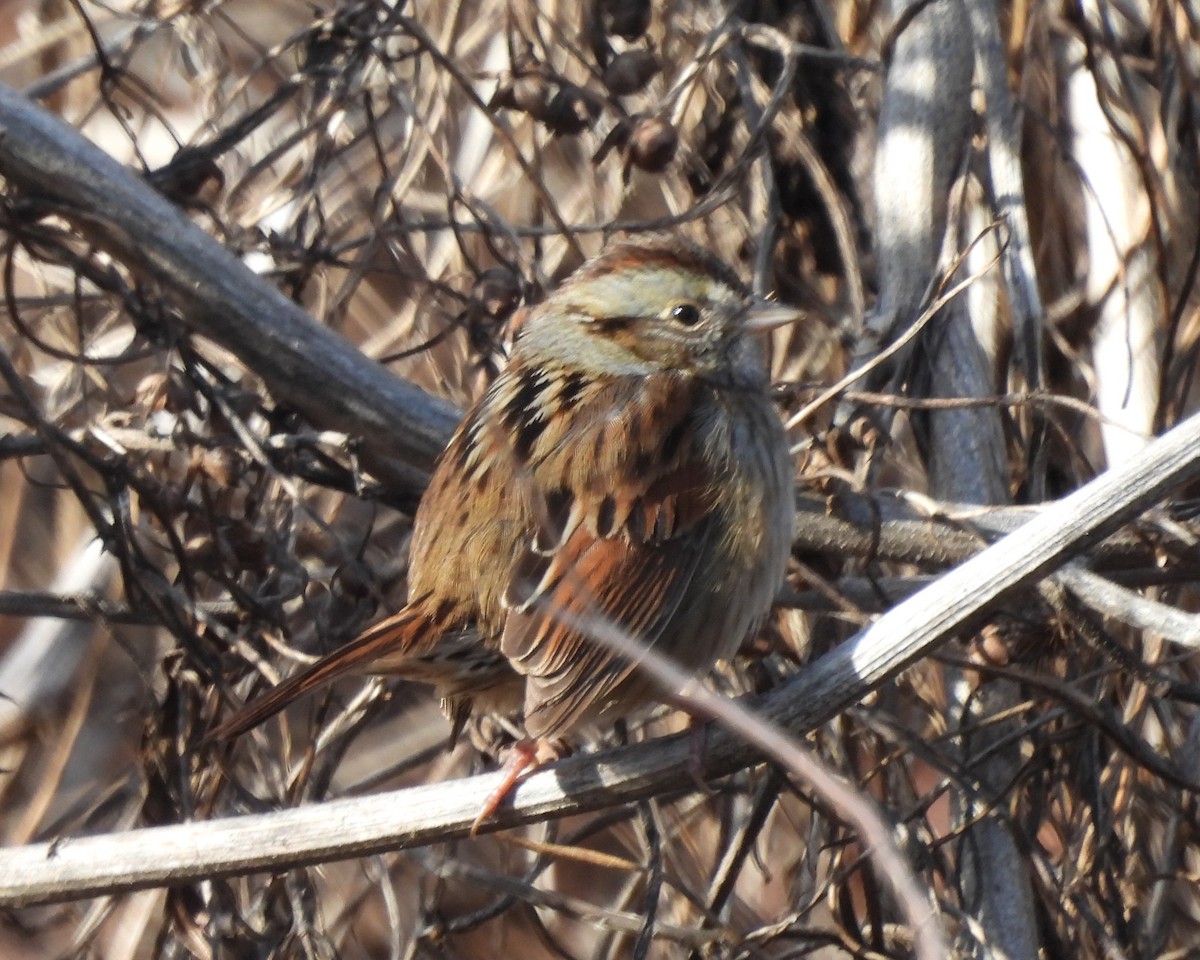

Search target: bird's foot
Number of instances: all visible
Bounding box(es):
[470,737,565,835]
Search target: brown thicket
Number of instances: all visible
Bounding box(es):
[0,2,1198,958]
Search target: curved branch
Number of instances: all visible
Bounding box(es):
[4,404,1200,907]
[0,82,460,509]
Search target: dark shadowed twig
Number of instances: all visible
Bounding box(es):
[0,82,459,508]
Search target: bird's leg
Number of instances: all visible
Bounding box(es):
[470,737,566,835]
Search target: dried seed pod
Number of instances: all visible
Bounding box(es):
[196,449,237,487]
[602,48,659,96]
[320,558,378,630]
[627,114,678,172]
[544,85,602,136]
[472,267,523,321]
[489,72,555,121]
[330,558,373,605]
[592,118,630,166]
[147,148,224,207]
[594,114,679,182]
[134,372,171,412]
[597,0,651,40]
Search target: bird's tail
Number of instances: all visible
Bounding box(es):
[208,605,430,741]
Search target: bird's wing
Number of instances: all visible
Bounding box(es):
[499,377,718,740]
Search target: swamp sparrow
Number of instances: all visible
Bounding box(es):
[213,234,798,827]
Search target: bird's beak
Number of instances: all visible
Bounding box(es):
[741,300,803,331]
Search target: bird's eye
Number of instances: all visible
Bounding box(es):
[670,303,702,326]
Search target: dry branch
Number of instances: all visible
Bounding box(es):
[0,3,1197,956]
[0,82,459,506]
[4,400,1199,907]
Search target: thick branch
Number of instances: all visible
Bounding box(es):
[0,83,459,508]
[3,405,1200,907]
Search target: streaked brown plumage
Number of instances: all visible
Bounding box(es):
[212,234,797,825]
